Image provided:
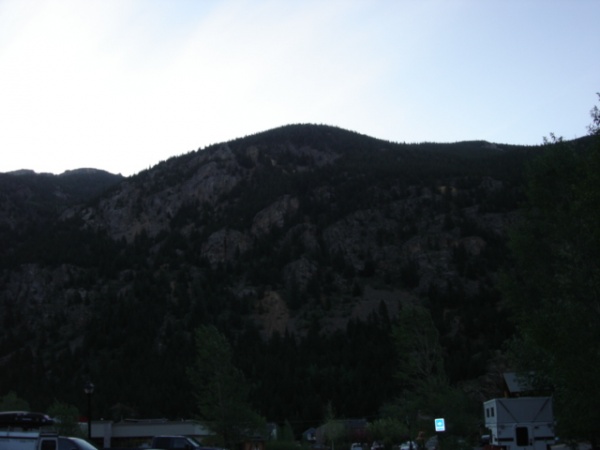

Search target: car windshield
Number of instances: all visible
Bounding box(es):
[59,437,98,450]
[186,437,202,448]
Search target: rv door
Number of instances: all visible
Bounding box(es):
[515,426,530,448]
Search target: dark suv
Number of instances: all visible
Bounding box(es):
[151,435,203,450]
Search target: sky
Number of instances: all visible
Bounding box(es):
[1,0,599,176]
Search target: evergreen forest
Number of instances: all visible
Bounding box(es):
[1,100,599,446]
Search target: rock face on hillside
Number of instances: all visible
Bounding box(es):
[2,125,530,335]
[58,131,523,299]
[0,124,537,419]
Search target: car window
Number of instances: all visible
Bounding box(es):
[40,440,57,450]
[58,437,98,450]
[187,437,202,447]
[59,437,78,450]
[172,438,189,449]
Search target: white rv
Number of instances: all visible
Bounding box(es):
[0,412,97,450]
[483,397,555,450]
[0,430,98,450]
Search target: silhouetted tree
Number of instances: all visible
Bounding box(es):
[188,325,265,448]
[504,97,600,445]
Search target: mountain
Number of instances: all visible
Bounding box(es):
[0,124,547,428]
[0,168,124,229]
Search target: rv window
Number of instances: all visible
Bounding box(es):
[516,427,529,446]
[491,407,494,417]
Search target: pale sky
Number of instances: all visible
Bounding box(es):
[1,0,599,176]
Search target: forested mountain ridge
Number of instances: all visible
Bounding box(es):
[0,124,581,431]
[0,168,123,231]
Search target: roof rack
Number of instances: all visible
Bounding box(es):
[0,412,55,429]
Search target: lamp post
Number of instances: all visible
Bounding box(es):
[406,416,412,450]
[84,381,94,441]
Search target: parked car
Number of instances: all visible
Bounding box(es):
[400,442,418,450]
[150,435,203,450]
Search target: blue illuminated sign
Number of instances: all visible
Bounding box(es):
[434,418,445,432]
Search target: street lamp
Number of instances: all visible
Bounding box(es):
[84,381,94,441]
